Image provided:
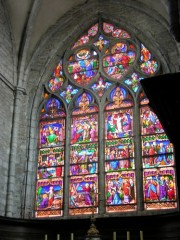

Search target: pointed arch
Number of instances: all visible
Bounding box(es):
[34,19,177,218]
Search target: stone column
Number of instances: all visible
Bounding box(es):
[5,87,25,217]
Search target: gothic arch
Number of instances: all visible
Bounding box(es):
[24,4,179,217]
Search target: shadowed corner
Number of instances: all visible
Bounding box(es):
[139,72,180,144]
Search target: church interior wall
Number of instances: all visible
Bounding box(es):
[0,0,179,238]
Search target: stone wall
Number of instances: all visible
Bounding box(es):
[0,79,14,216]
[0,1,14,84]
[0,1,14,216]
[0,0,179,219]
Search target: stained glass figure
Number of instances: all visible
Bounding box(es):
[72,35,89,49]
[46,98,60,112]
[105,86,134,109]
[103,22,131,39]
[143,168,177,210]
[35,178,63,217]
[103,22,114,33]
[140,106,164,135]
[39,120,65,147]
[90,76,112,96]
[111,42,128,53]
[140,44,158,74]
[72,92,98,115]
[77,92,91,107]
[72,24,98,49]
[70,143,98,164]
[70,143,98,176]
[60,84,78,104]
[142,134,174,167]
[105,159,135,172]
[105,171,136,212]
[88,23,98,37]
[48,60,64,92]
[71,115,98,144]
[40,98,66,119]
[48,77,64,92]
[38,147,64,168]
[111,86,125,106]
[69,175,98,215]
[105,139,134,159]
[76,49,91,60]
[103,42,135,79]
[68,49,98,86]
[94,34,109,51]
[38,166,64,179]
[105,109,133,139]
[53,60,64,77]
[70,163,97,176]
[112,28,131,39]
[124,73,144,92]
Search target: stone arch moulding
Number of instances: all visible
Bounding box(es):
[23,9,179,219]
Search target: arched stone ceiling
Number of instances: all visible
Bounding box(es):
[5,0,175,58]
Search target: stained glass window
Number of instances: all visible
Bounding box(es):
[35,21,177,218]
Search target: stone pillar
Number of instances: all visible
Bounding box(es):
[5,87,25,217]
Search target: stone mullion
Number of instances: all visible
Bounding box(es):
[133,101,143,212]
[98,104,105,215]
[63,110,71,216]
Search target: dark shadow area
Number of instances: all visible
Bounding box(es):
[140,72,180,199]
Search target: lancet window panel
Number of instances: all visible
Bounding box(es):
[35,97,66,218]
[104,86,136,212]
[69,92,99,215]
[140,97,177,210]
